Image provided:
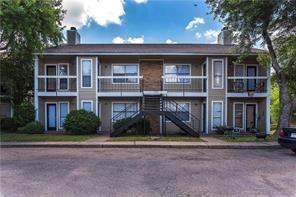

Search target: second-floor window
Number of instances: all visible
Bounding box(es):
[164,64,190,83]
[82,59,92,88]
[212,60,224,89]
[112,64,139,83]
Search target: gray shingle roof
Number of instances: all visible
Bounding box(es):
[43,44,265,55]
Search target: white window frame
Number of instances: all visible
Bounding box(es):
[211,100,224,130]
[81,100,93,112]
[81,58,93,88]
[212,59,224,89]
[165,102,191,122]
[58,63,69,91]
[45,64,57,92]
[111,63,140,84]
[233,102,245,130]
[111,102,139,122]
[163,64,191,84]
[59,102,69,129]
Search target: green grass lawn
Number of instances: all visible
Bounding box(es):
[108,135,203,142]
[0,132,96,142]
[221,135,278,142]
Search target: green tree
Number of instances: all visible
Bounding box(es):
[270,75,279,127]
[0,0,65,104]
[206,0,296,128]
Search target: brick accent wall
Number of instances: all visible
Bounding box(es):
[140,60,163,91]
[140,60,163,134]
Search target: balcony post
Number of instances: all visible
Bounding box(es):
[34,56,39,121]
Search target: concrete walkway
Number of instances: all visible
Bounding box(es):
[0,137,280,149]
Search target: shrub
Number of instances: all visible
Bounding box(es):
[63,110,101,134]
[22,121,44,134]
[0,118,17,132]
[215,125,228,135]
[14,101,35,127]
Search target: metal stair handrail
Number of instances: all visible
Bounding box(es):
[163,99,200,131]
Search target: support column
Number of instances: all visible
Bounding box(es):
[34,57,39,121]
[266,64,271,134]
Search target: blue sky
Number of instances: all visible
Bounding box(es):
[62,0,223,44]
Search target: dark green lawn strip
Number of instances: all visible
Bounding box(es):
[0,132,96,142]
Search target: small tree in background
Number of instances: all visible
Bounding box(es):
[13,101,35,127]
[0,0,65,105]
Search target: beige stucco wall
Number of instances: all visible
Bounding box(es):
[207,57,227,132]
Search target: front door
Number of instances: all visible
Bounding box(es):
[247,66,257,91]
[47,104,57,130]
[246,104,256,131]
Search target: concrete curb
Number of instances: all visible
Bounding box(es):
[0,143,281,149]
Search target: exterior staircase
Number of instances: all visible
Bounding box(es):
[110,95,200,137]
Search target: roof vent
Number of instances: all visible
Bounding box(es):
[217,27,233,45]
[67,27,80,45]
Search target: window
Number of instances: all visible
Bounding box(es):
[212,60,223,88]
[234,103,244,129]
[212,101,223,129]
[58,64,68,90]
[81,59,92,87]
[166,102,190,121]
[164,64,190,83]
[59,103,69,128]
[113,103,138,121]
[81,101,93,112]
[112,64,138,83]
[46,65,57,91]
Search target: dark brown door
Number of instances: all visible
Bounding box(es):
[246,104,256,131]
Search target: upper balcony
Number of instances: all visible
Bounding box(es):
[38,75,77,96]
[97,76,207,97]
[227,76,268,97]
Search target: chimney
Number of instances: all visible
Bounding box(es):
[67,27,80,45]
[217,27,233,45]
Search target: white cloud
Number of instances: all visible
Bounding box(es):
[112,36,145,44]
[185,17,205,30]
[62,0,125,28]
[112,36,125,44]
[133,0,148,4]
[204,30,220,41]
[165,39,177,44]
[195,32,201,39]
[127,36,144,43]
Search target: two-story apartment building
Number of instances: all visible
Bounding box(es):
[34,27,270,136]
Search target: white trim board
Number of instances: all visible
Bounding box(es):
[80,58,93,88]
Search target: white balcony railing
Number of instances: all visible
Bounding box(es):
[162,76,207,93]
[227,76,268,93]
[97,76,143,92]
[38,75,77,92]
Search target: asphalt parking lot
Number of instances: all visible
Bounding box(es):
[1,148,295,197]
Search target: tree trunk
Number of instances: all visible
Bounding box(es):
[278,75,291,128]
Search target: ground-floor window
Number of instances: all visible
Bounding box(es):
[166,102,190,122]
[234,103,244,129]
[112,103,138,121]
[81,100,93,112]
[59,102,69,128]
[212,101,223,129]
